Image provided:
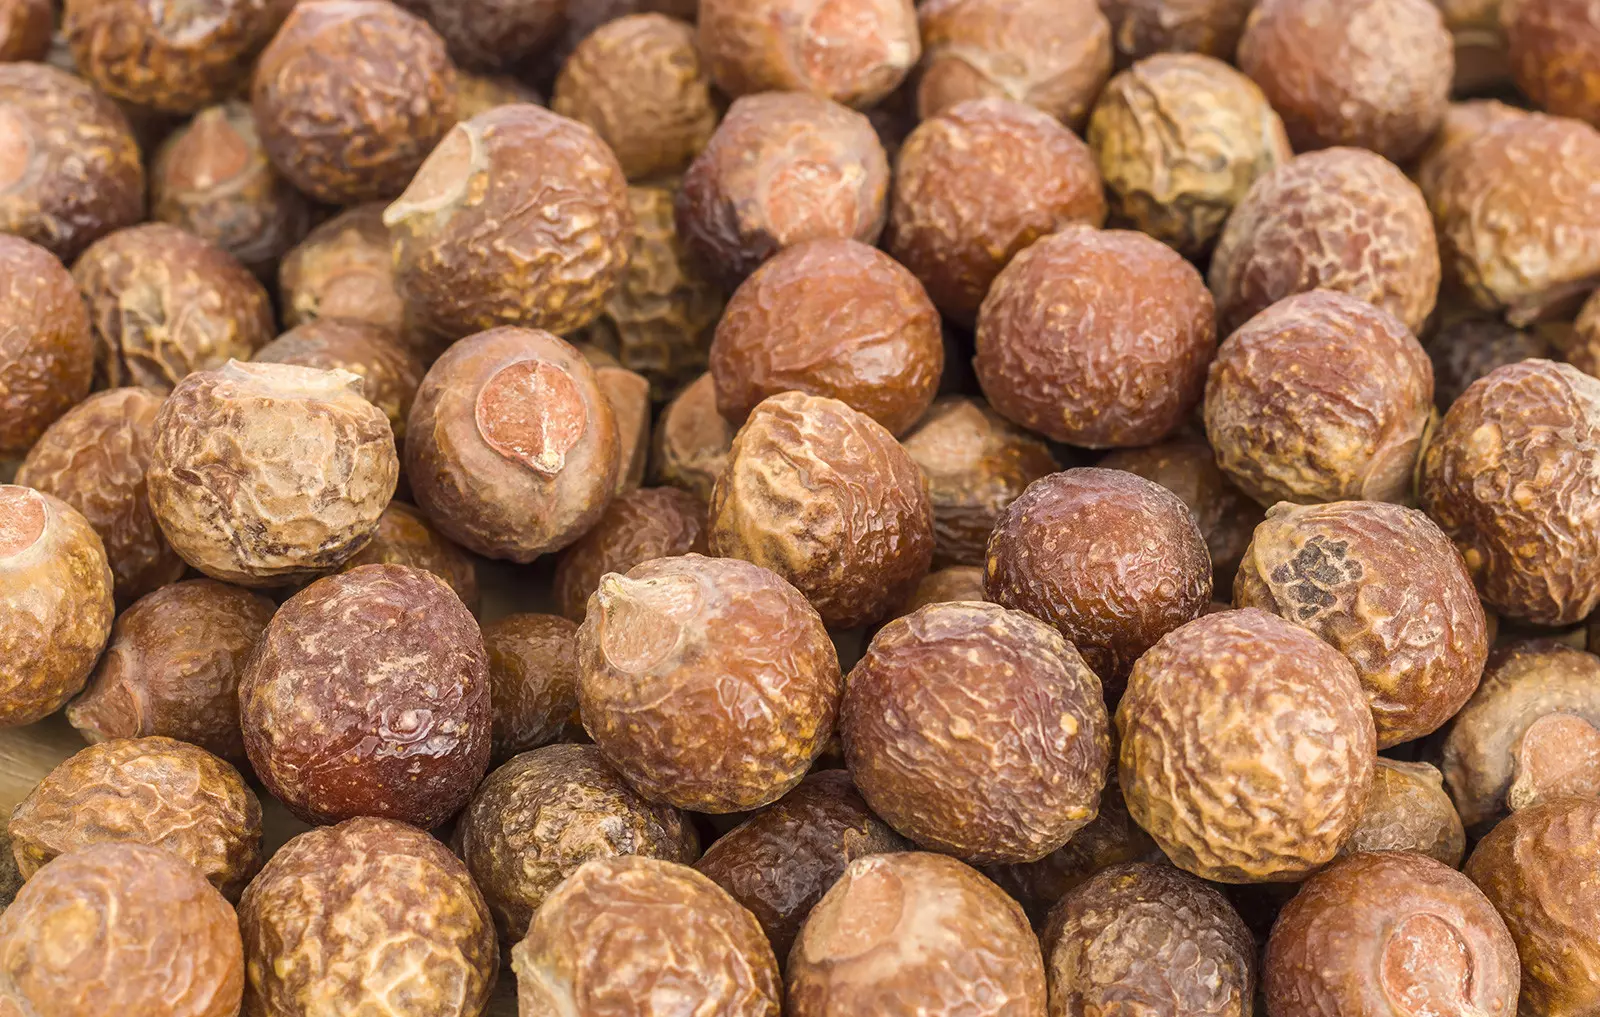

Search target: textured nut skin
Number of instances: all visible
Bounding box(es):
[0,842,243,1017]
[1089,54,1290,257]
[67,579,275,762]
[1042,862,1255,1017]
[890,565,989,621]
[553,486,707,622]
[1208,149,1439,336]
[1566,287,1600,379]
[976,225,1215,448]
[0,62,143,261]
[10,736,263,900]
[334,500,478,613]
[709,391,935,629]
[252,0,456,205]
[1204,291,1434,507]
[1440,0,1508,90]
[579,554,841,812]
[0,235,93,457]
[406,327,620,562]
[239,817,497,1017]
[74,223,276,392]
[1428,316,1550,411]
[710,239,943,436]
[1099,0,1254,63]
[676,91,889,291]
[0,0,50,62]
[1116,609,1377,883]
[387,105,632,342]
[916,0,1112,130]
[0,486,114,727]
[453,71,540,121]
[1266,851,1520,1017]
[1504,0,1600,127]
[552,14,717,181]
[239,564,491,827]
[0,824,19,914]
[1340,759,1465,866]
[1412,99,1528,210]
[650,372,732,501]
[787,852,1047,1017]
[886,98,1106,326]
[985,468,1213,691]
[482,613,580,762]
[1233,500,1488,747]
[253,318,424,451]
[843,602,1110,864]
[459,744,699,944]
[394,0,561,69]
[594,363,651,495]
[1419,359,1600,625]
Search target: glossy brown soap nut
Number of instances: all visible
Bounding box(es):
[0,234,92,457]
[334,500,478,613]
[651,372,733,501]
[593,362,651,495]
[239,817,497,1017]
[886,98,1106,326]
[0,486,114,727]
[394,0,562,70]
[482,613,579,761]
[0,822,19,914]
[0,842,243,1017]
[985,468,1213,691]
[453,70,540,121]
[1564,287,1600,379]
[893,564,989,619]
[553,486,707,622]
[1340,759,1465,866]
[239,563,491,827]
[0,0,51,62]
[1265,851,1520,1017]
[1412,99,1529,210]
[1442,0,1509,90]
[975,226,1215,449]
[708,391,934,629]
[1428,316,1551,411]
[676,91,889,291]
[843,601,1111,864]
[1099,0,1254,63]
[1504,0,1600,127]
[1116,609,1377,883]
[1204,291,1434,507]
[1089,54,1290,258]
[253,318,424,455]
[1419,360,1600,625]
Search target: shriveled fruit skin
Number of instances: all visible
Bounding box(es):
[481,613,580,762]
[1340,759,1465,866]
[891,565,988,620]
[452,71,539,121]
[0,235,92,456]
[0,0,50,62]
[553,486,707,622]
[1503,0,1600,128]
[1412,99,1529,210]
[593,361,652,496]
[1099,0,1254,63]
[332,501,478,613]
[253,318,424,454]
[393,0,563,70]
[1428,316,1550,411]
[650,372,732,501]
[1419,359,1600,626]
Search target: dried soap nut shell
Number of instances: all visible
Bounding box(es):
[1339,759,1466,866]
[650,372,733,502]
[253,318,425,451]
[0,0,51,62]
[1427,315,1550,412]
[1503,0,1600,128]
[890,565,990,621]
[553,486,708,623]
[394,0,563,70]
[481,612,581,761]
[0,234,92,458]
[1412,100,1529,211]
[1100,0,1254,64]
[334,500,478,614]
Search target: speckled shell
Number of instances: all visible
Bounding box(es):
[67,579,275,762]
[393,0,562,69]
[985,468,1213,691]
[334,500,478,613]
[1100,0,1254,63]
[708,391,934,629]
[976,225,1215,449]
[0,486,114,727]
[0,62,143,261]
[1116,608,1377,883]
[1204,291,1434,507]
[1565,288,1600,379]
[1340,759,1465,865]
[481,613,580,761]
[239,817,498,1017]
[239,564,491,827]
[891,564,990,619]
[253,318,424,450]
[0,842,243,1017]
[0,0,51,62]
[0,234,92,457]
[651,372,733,501]
[788,852,1047,1017]
[453,71,540,121]
[1412,99,1528,209]
[1208,149,1439,335]
[1428,316,1550,411]
[1504,0,1600,127]
[553,486,707,622]
[252,0,457,205]
[1419,359,1600,625]
[886,98,1107,326]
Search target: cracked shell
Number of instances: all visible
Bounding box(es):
[481,613,580,761]
[0,234,92,458]
[553,486,707,623]
[333,500,478,614]
[0,0,50,62]
[650,372,733,501]
[1428,316,1550,411]
[1099,0,1254,64]
[1339,759,1465,866]
[394,0,562,70]
[1504,0,1600,128]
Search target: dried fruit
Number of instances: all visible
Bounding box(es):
[553,486,707,622]
[1427,316,1551,411]
[1099,0,1253,64]
[892,564,989,619]
[592,360,651,495]
[1503,0,1600,127]
[452,70,540,120]
[481,612,580,761]
[1412,99,1528,209]
[393,0,563,70]
[333,500,478,613]
[650,372,733,501]
[1340,759,1465,866]
[0,0,50,62]
[0,234,93,457]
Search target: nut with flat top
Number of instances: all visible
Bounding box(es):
[0,234,93,458]
[553,486,707,623]
[481,613,580,761]
[333,500,478,613]
[1341,759,1465,866]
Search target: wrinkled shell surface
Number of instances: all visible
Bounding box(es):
[1503,0,1600,128]
[593,362,652,495]
[1100,0,1255,63]
[394,0,563,69]
[650,372,733,501]
[891,564,990,619]
[0,0,50,62]
[1412,99,1528,210]
[1428,316,1550,411]
[334,501,478,614]
[0,234,92,457]
[253,318,424,448]
[1340,759,1465,866]
[481,612,580,761]
[553,486,707,623]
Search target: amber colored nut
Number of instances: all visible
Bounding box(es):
[253,318,424,452]
[0,486,114,727]
[1116,608,1377,883]
[0,235,92,457]
[453,71,540,121]
[651,372,733,501]
[1412,99,1528,210]
[394,0,562,69]
[1428,317,1551,411]
[892,565,989,620]
[0,842,243,1017]
[976,226,1214,449]
[594,363,651,495]
[240,816,497,1017]
[252,0,456,205]
[1504,0,1600,127]
[1564,286,1600,381]
[481,613,579,761]
[676,91,889,291]
[0,0,51,62]
[1340,759,1466,866]
[709,391,935,629]
[0,823,19,914]
[334,500,478,613]
[1099,0,1253,64]
[985,468,1212,691]
[553,487,707,623]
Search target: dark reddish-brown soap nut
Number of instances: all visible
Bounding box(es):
[553,486,707,623]
[1204,291,1434,507]
[1208,148,1440,336]
[333,500,478,613]
[592,360,652,495]
[710,239,943,436]
[239,817,498,1017]
[578,553,841,812]
[481,613,580,761]
[0,842,243,1017]
[1233,500,1488,747]
[239,563,491,827]
[975,225,1215,449]
[0,0,51,62]
[394,0,562,70]
[708,391,935,629]
[1116,609,1377,882]
[0,62,144,261]
[1503,0,1600,128]
[0,234,92,457]
[1341,759,1466,866]
[1562,288,1600,379]
[0,486,114,727]
[406,327,620,562]
[985,468,1212,691]
[1099,0,1254,64]
[9,736,263,900]
[1428,317,1551,411]
[842,601,1110,864]
[458,744,699,943]
[74,223,276,392]
[1412,99,1528,210]
[651,372,733,501]
[788,852,1047,1017]
[676,91,889,291]
[1043,863,1256,1017]
[453,70,541,121]
[886,98,1107,326]
[252,0,456,205]
[1420,360,1600,625]
[892,564,989,620]
[1266,851,1520,1017]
